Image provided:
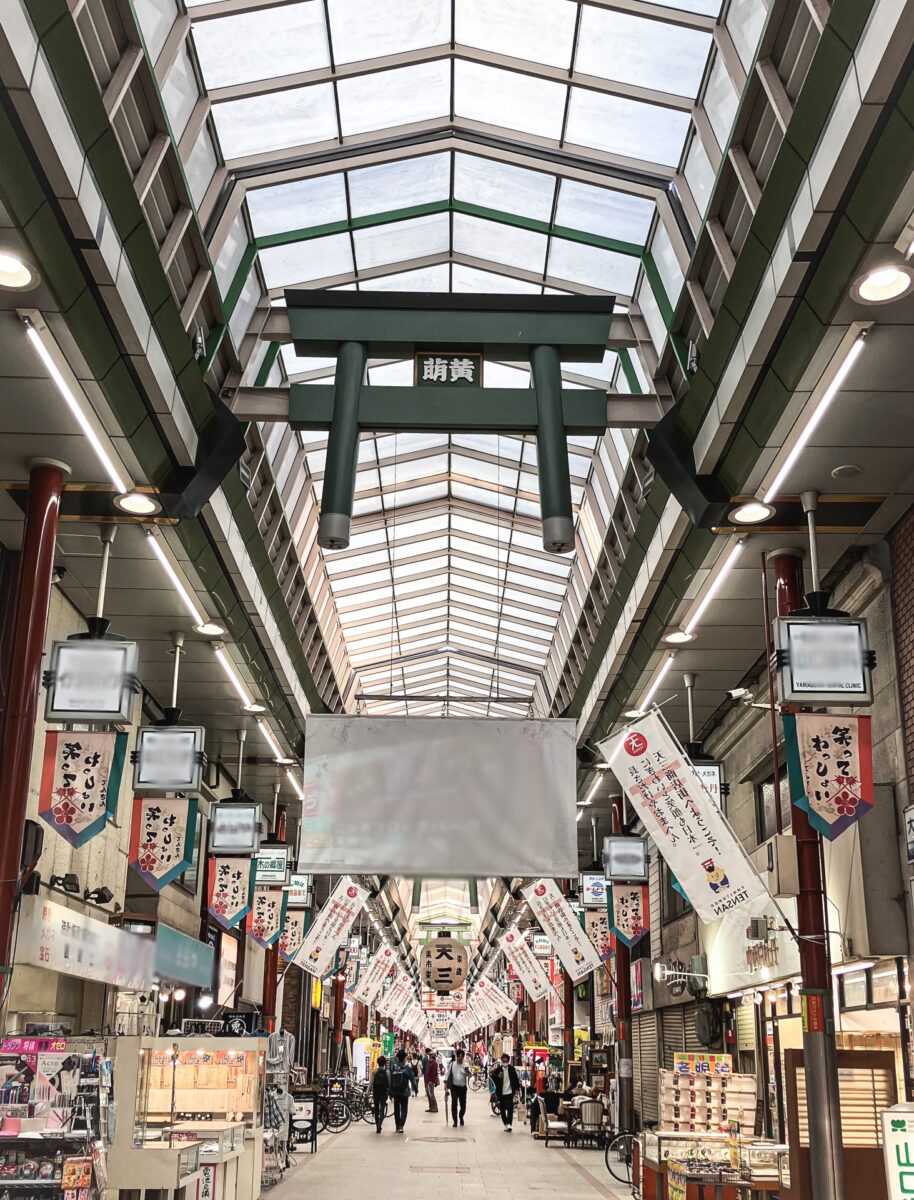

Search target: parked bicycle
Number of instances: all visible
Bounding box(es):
[604,1130,638,1193]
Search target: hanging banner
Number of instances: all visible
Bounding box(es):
[380,970,414,1019]
[782,713,874,839]
[207,857,255,930]
[500,926,552,1001]
[474,976,517,1021]
[599,712,768,923]
[279,909,310,962]
[129,797,197,891]
[610,885,649,949]
[523,878,603,982]
[390,985,418,1027]
[296,876,369,979]
[422,985,467,1012]
[39,731,127,848]
[351,946,398,1006]
[585,908,614,961]
[246,888,288,948]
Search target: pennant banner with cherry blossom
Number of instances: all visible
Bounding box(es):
[609,885,649,949]
[207,857,255,929]
[39,731,128,848]
[783,713,874,840]
[279,909,310,962]
[129,796,197,890]
[247,887,288,948]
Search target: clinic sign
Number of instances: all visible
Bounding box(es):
[774,615,874,705]
[882,1105,914,1199]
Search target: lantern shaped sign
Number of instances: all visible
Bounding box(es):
[420,934,468,993]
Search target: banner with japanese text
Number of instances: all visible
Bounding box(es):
[500,926,552,1001]
[129,797,197,891]
[585,908,614,961]
[351,945,398,1006]
[39,732,127,848]
[279,909,310,962]
[523,878,603,982]
[610,885,649,949]
[378,969,413,1019]
[207,857,255,929]
[783,714,874,839]
[599,712,768,923]
[473,976,517,1021]
[246,887,288,948]
[390,983,418,1027]
[296,876,368,979]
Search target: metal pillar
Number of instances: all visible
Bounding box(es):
[0,459,68,970]
[612,794,634,1133]
[318,340,367,550]
[563,968,574,1083]
[530,344,574,553]
[261,808,286,1032]
[771,549,845,1200]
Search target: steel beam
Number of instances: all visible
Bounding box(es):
[317,340,367,550]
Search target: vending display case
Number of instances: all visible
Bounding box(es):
[642,1128,732,1167]
[169,1121,245,1162]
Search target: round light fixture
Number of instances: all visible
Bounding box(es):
[197,994,214,1011]
[623,708,645,720]
[277,756,296,766]
[729,500,776,525]
[194,620,226,637]
[243,701,267,714]
[0,250,36,291]
[114,490,162,516]
[852,262,914,304]
[663,628,695,646]
[831,463,861,480]
[172,987,187,1002]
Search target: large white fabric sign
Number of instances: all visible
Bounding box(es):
[351,945,398,1006]
[501,926,552,1001]
[296,876,368,979]
[468,986,499,1026]
[379,970,414,1018]
[523,878,603,982]
[599,712,768,923]
[474,976,517,1021]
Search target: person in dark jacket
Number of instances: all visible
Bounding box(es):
[489,1053,521,1130]
[389,1049,419,1133]
[370,1056,390,1133]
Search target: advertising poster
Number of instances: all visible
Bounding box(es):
[39,731,127,848]
[584,909,613,961]
[295,876,368,979]
[610,886,649,949]
[473,977,517,1022]
[207,858,255,930]
[128,797,197,891]
[278,909,310,963]
[351,946,398,1006]
[523,879,603,982]
[500,927,553,1001]
[783,713,874,839]
[246,888,288,949]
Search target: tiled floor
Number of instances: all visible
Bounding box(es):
[272,1089,633,1200]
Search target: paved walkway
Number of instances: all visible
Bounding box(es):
[273,1089,632,1200]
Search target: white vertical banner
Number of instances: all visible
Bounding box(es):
[469,986,501,1026]
[295,876,369,979]
[351,945,398,1006]
[598,712,769,923]
[474,976,517,1021]
[459,1005,483,1036]
[390,981,418,1026]
[501,926,553,1001]
[380,969,413,1018]
[523,878,603,982]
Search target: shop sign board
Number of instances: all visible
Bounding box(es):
[18,894,155,989]
[673,1052,732,1076]
[39,731,128,848]
[287,873,313,907]
[129,796,198,891]
[693,762,724,810]
[421,985,467,1011]
[500,925,552,1001]
[599,713,768,923]
[44,639,138,724]
[197,1163,217,1200]
[133,726,205,794]
[532,934,552,957]
[351,946,398,1006]
[880,1105,914,1200]
[420,938,468,992]
[208,801,262,856]
[667,1161,687,1200]
[783,713,874,840]
[523,878,603,982]
[253,846,291,886]
[580,873,607,907]
[774,616,873,706]
[155,923,214,987]
[415,351,483,387]
[295,876,368,978]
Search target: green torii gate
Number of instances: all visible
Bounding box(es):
[236,292,618,554]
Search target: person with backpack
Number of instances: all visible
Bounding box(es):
[489,1053,521,1131]
[445,1047,471,1127]
[370,1055,391,1134]
[389,1049,418,1133]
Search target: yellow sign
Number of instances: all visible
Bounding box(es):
[667,1160,687,1200]
[728,1120,740,1169]
[311,976,322,1011]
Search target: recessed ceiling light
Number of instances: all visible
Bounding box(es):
[114,490,161,516]
[243,701,267,714]
[852,263,914,304]
[663,629,695,645]
[831,463,861,480]
[0,251,35,290]
[194,621,225,637]
[624,709,644,720]
[729,500,776,525]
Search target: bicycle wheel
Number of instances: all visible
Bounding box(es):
[324,1098,352,1132]
[315,1102,329,1135]
[605,1132,636,1186]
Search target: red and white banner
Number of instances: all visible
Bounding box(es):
[473,976,517,1021]
[207,857,255,930]
[380,970,414,1020]
[523,878,603,982]
[500,926,552,1001]
[783,713,874,840]
[39,731,127,848]
[247,887,287,948]
[279,909,309,962]
[586,908,613,961]
[296,876,368,979]
[610,885,649,949]
[351,945,398,1005]
[390,981,418,1026]
[129,796,197,891]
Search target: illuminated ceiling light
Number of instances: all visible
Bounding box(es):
[286,770,305,801]
[762,333,867,503]
[638,652,676,711]
[728,501,776,525]
[257,719,295,765]
[576,809,585,823]
[212,642,255,709]
[683,540,745,636]
[578,777,600,807]
[144,529,206,627]
[624,709,645,720]
[852,263,914,304]
[194,620,226,637]
[25,322,128,493]
[172,988,186,1002]
[0,250,36,290]
[662,628,695,646]
[114,490,161,516]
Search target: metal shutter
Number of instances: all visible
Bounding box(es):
[634,1012,659,1126]
[684,1004,704,1053]
[736,1002,756,1058]
[661,1006,686,1069]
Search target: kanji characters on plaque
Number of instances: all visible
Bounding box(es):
[39,732,128,847]
[129,797,197,891]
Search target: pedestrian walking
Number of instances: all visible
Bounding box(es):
[424,1049,440,1112]
[489,1053,521,1131]
[445,1047,470,1127]
[389,1049,418,1134]
[370,1055,390,1134]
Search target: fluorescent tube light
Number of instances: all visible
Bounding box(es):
[144,529,205,627]
[684,541,744,635]
[213,643,254,708]
[640,652,675,709]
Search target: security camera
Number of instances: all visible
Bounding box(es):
[727,687,752,701]
[687,341,700,374]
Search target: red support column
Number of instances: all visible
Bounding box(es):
[0,459,67,969]
[612,794,633,1132]
[261,808,286,1033]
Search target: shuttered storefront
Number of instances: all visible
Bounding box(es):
[632,1010,660,1126]
[660,1003,705,1068]
[736,1000,757,1069]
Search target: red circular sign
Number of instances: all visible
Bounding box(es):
[346,886,358,898]
[624,732,648,757]
[506,933,514,943]
[535,884,546,897]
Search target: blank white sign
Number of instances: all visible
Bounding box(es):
[301,716,578,877]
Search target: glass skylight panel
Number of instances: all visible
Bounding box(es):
[258,233,354,289]
[482,362,530,389]
[348,154,450,218]
[380,454,449,485]
[683,131,715,222]
[555,181,654,245]
[134,0,176,63]
[456,0,576,68]
[367,361,414,386]
[213,211,248,298]
[161,44,198,141]
[650,220,685,306]
[565,89,691,167]
[563,351,617,383]
[360,265,451,292]
[212,84,338,158]
[453,213,547,276]
[455,61,566,141]
[280,348,336,377]
[337,61,449,137]
[328,0,449,63]
[353,213,450,270]
[660,0,721,13]
[191,3,330,89]
[247,175,348,239]
[184,126,217,208]
[453,155,554,222]
[228,269,260,348]
[704,52,739,152]
[575,8,711,98]
[451,265,541,294]
[548,238,640,294]
[726,0,767,72]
